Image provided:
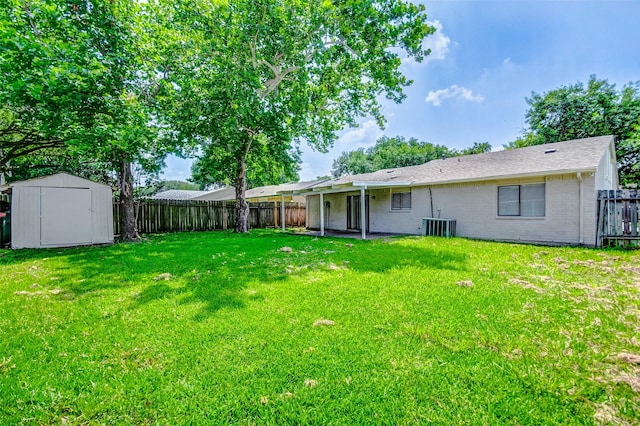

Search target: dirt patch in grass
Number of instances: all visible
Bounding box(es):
[14,289,64,296]
[508,278,544,293]
[612,371,640,392]
[593,403,624,425]
[313,319,335,327]
[153,273,172,281]
[616,352,640,365]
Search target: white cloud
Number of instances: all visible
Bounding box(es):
[298,119,384,180]
[161,155,194,181]
[423,20,450,62]
[425,85,484,106]
[336,119,384,150]
[402,20,451,66]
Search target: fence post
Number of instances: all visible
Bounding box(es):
[222,202,227,230]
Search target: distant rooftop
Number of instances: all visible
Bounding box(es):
[151,189,209,200]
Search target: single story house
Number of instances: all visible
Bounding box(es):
[9,173,114,249]
[281,136,619,246]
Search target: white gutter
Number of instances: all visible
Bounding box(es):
[281,181,413,197]
[352,181,412,188]
[576,172,584,245]
[411,169,597,187]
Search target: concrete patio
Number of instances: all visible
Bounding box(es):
[290,229,408,240]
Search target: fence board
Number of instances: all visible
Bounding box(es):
[597,189,640,248]
[112,199,305,237]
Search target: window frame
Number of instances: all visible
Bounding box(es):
[391,190,412,211]
[497,183,545,218]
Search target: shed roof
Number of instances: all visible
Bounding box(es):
[299,136,615,192]
[9,172,111,189]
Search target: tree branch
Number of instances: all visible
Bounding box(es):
[323,37,357,56]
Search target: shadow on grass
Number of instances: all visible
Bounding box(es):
[1,230,469,320]
[344,239,467,273]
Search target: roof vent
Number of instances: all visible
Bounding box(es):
[386,170,395,174]
[441,154,446,160]
[544,148,557,154]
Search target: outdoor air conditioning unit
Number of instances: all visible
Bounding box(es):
[422,218,456,237]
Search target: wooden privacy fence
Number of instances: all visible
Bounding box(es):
[113,199,305,236]
[597,189,640,247]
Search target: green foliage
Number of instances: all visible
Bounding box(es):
[159,180,202,191]
[0,0,191,239]
[507,76,640,186]
[331,136,490,177]
[459,141,492,156]
[0,231,638,423]
[163,0,434,230]
[0,1,191,177]
[190,140,301,189]
[6,148,116,184]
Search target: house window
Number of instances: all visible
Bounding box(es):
[498,184,545,217]
[391,191,411,210]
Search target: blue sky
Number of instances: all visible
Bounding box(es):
[162,0,640,182]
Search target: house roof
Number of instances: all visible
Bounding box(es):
[153,180,328,201]
[192,187,236,201]
[151,189,210,200]
[296,136,615,192]
[245,179,328,200]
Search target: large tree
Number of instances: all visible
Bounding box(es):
[165,0,434,232]
[331,135,490,177]
[190,140,301,189]
[507,76,640,186]
[0,0,181,240]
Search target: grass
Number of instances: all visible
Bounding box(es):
[0,230,638,425]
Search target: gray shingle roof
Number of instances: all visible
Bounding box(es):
[151,189,209,200]
[192,187,236,201]
[246,179,328,199]
[188,179,325,201]
[311,136,614,189]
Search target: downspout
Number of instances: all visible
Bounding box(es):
[319,192,325,237]
[360,186,366,240]
[429,187,434,218]
[577,172,584,245]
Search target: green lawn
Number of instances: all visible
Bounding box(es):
[0,231,638,424]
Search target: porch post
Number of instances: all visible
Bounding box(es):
[319,192,325,237]
[360,186,366,240]
[281,194,286,232]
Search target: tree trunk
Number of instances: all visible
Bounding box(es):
[118,158,139,241]
[234,153,250,233]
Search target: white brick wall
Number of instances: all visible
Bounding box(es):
[306,173,601,245]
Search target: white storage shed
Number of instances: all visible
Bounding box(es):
[10,173,114,249]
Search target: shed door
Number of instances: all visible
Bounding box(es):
[41,187,92,246]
